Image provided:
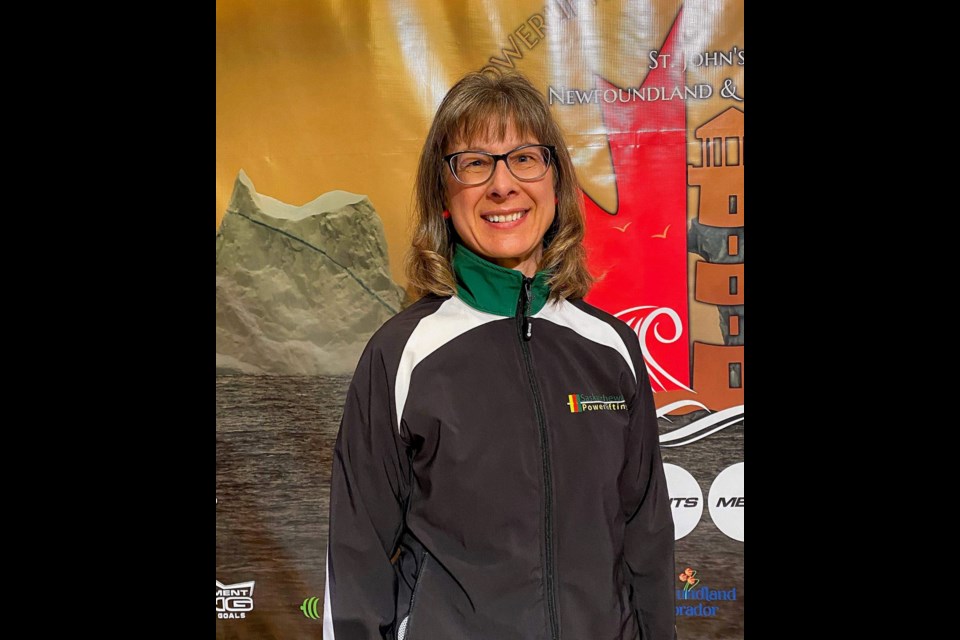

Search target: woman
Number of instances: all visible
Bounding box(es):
[324,71,675,640]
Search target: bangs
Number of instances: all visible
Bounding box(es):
[443,91,547,151]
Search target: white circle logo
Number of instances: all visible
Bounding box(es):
[662,463,703,540]
[708,462,744,542]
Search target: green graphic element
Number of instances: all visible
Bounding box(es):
[300,596,321,620]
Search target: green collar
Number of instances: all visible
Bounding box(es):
[452,243,551,317]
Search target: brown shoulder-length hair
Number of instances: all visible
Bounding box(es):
[405,70,593,303]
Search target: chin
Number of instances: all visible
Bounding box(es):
[481,243,538,262]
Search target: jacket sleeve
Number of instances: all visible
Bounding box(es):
[620,365,676,640]
[324,342,411,640]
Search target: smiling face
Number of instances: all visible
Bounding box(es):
[444,121,556,277]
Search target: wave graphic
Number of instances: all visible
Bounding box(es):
[657,402,744,448]
[614,305,693,392]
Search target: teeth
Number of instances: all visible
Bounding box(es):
[487,211,524,223]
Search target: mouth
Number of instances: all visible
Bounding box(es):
[481,209,528,224]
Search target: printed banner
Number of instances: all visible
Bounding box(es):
[217,1,743,637]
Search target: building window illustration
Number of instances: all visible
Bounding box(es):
[728,363,742,389]
[729,315,740,337]
[728,195,737,215]
[726,137,739,165]
[728,235,739,256]
[713,137,722,166]
[728,276,738,296]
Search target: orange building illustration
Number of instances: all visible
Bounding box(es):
[656,107,743,414]
[686,107,744,411]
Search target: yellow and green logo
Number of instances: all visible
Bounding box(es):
[566,393,626,413]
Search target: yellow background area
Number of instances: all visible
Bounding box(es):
[216,0,743,302]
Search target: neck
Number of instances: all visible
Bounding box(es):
[489,246,543,277]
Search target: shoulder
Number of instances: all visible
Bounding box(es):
[551,298,639,346]
[353,294,451,369]
[549,297,646,373]
[364,294,449,348]
[566,297,626,327]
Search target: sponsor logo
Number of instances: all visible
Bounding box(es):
[708,462,744,542]
[301,596,321,620]
[566,393,626,413]
[662,464,703,539]
[678,567,700,595]
[216,580,255,619]
[675,569,738,617]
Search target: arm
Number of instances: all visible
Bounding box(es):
[324,343,411,640]
[620,367,676,640]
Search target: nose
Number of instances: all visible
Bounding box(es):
[486,157,518,199]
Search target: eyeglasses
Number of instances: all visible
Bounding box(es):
[443,144,556,185]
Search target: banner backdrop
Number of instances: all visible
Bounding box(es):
[217,1,743,637]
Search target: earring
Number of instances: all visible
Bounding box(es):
[442,210,451,219]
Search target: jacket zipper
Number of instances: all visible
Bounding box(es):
[399,551,430,640]
[517,277,560,640]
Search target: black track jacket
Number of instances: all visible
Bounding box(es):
[324,244,675,639]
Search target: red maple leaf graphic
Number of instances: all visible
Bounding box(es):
[581,10,690,391]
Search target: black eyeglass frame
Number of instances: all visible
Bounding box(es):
[443,144,557,185]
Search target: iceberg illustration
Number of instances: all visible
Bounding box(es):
[216,170,406,375]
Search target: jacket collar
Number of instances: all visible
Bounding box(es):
[452,243,551,317]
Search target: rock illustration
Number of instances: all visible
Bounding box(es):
[217,170,406,375]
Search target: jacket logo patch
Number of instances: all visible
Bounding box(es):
[566,393,626,413]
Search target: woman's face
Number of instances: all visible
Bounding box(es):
[444,121,556,277]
